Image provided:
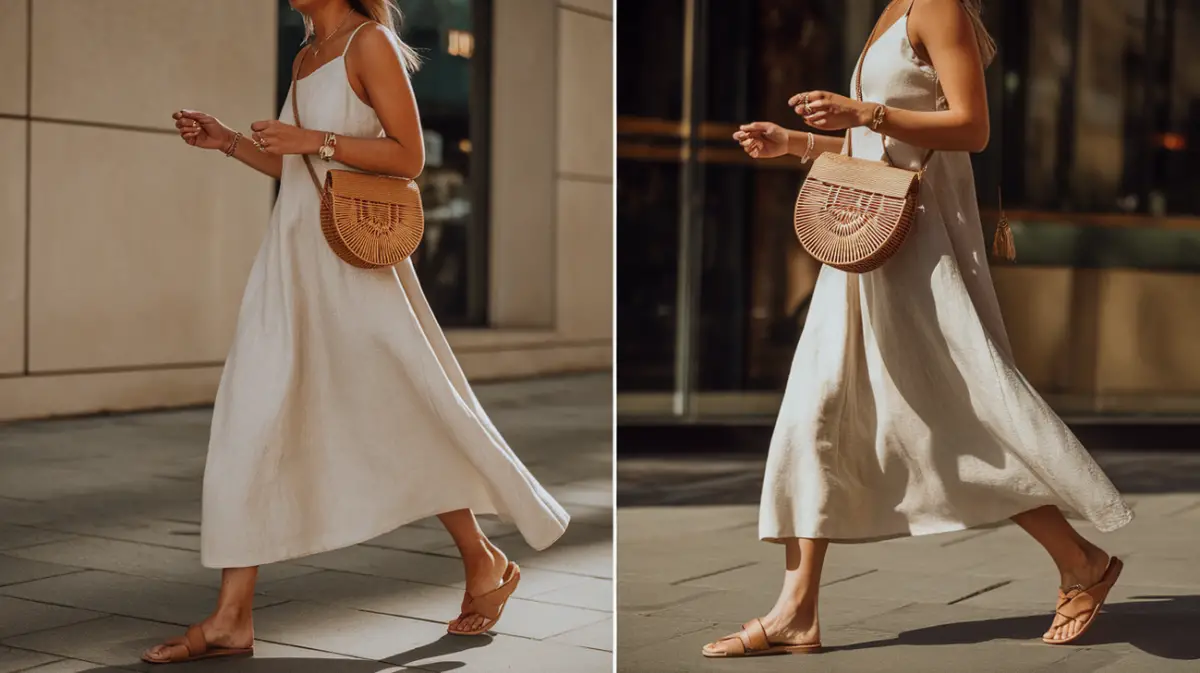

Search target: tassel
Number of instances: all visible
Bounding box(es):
[992,186,1016,262]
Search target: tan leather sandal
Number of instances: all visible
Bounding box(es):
[1043,556,1123,645]
[702,618,822,658]
[448,561,521,636]
[141,624,254,665]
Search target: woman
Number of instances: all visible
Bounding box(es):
[714,0,1131,658]
[143,0,568,664]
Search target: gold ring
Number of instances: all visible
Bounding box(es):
[803,93,812,116]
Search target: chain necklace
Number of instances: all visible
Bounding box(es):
[310,8,354,58]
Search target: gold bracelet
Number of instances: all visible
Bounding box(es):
[223,132,242,157]
[318,132,337,161]
[801,132,816,164]
[870,105,887,131]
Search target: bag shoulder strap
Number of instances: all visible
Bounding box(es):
[291,46,328,199]
[848,3,934,172]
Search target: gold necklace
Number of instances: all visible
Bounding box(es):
[311,9,354,57]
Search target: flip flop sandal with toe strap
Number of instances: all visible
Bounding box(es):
[1043,556,1124,645]
[701,618,822,658]
[141,624,254,665]
[448,561,521,636]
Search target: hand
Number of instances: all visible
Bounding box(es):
[733,121,788,159]
[173,110,235,151]
[249,120,322,156]
[789,91,871,131]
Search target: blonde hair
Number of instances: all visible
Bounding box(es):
[304,0,422,72]
[959,0,997,67]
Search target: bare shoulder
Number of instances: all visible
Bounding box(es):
[347,21,405,64]
[909,0,974,40]
[910,0,973,25]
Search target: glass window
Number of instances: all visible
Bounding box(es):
[277,0,490,326]
[616,0,685,392]
[617,0,1200,404]
[988,0,1200,218]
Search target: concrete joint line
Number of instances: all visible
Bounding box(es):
[947,579,1014,605]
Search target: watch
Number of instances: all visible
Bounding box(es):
[318,132,337,161]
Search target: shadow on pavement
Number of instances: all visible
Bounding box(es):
[78,633,496,671]
[831,595,1200,661]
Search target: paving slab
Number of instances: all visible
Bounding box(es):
[384,631,612,672]
[0,645,61,672]
[0,571,287,626]
[0,555,81,588]
[618,451,1200,672]
[42,518,203,553]
[549,616,613,651]
[8,659,136,673]
[6,538,314,587]
[1,615,174,667]
[0,375,612,672]
[0,526,73,552]
[526,576,613,611]
[0,596,102,640]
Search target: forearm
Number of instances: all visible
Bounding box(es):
[868,106,989,153]
[785,130,845,158]
[298,130,424,179]
[227,134,283,179]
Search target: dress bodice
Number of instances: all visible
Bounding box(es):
[846,14,944,171]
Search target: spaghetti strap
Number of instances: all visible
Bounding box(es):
[342,21,372,57]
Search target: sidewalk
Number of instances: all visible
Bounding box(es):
[0,374,613,672]
[618,449,1200,673]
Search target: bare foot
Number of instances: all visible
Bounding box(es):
[142,611,254,663]
[448,544,510,634]
[1044,546,1111,643]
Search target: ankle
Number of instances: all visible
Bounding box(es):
[210,603,253,627]
[1057,544,1107,582]
[765,599,818,629]
[461,539,505,569]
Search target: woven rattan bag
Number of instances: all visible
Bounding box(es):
[291,51,424,269]
[792,17,933,274]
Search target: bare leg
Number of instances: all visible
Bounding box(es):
[1011,505,1111,641]
[702,538,826,655]
[142,567,257,662]
[762,538,827,642]
[440,509,510,634]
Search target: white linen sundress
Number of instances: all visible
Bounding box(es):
[200,24,569,568]
[758,12,1134,543]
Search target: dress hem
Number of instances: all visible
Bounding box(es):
[201,502,569,569]
[759,502,1134,546]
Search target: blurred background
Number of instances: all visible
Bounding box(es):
[0,0,613,423]
[617,0,1200,427]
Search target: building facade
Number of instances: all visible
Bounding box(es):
[0,0,613,421]
[617,0,1200,423]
